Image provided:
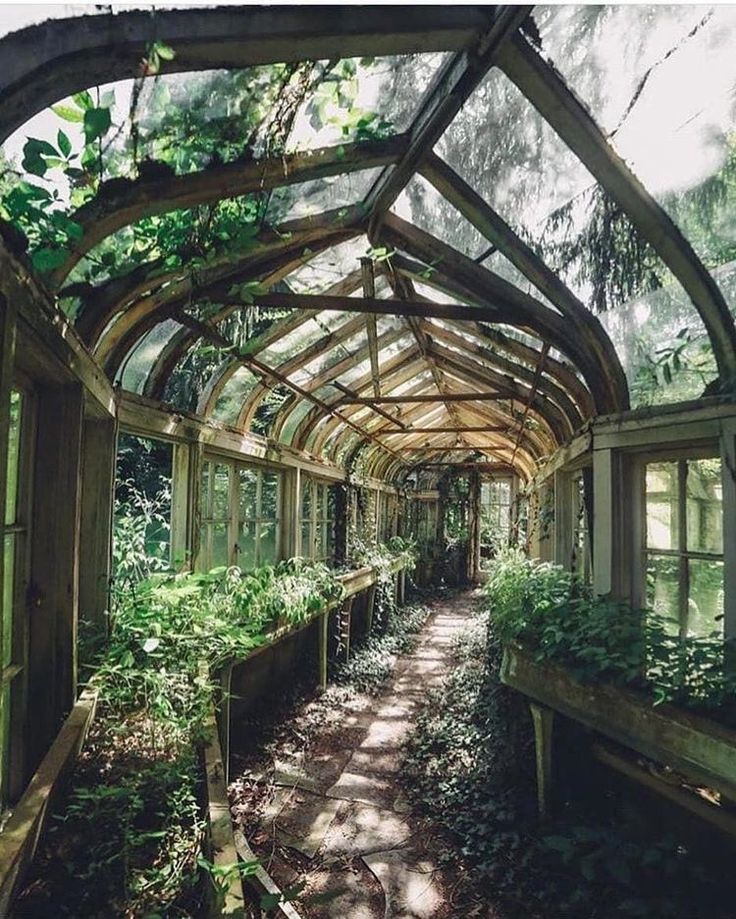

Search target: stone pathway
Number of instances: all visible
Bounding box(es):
[232,591,476,918]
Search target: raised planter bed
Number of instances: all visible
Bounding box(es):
[500,645,736,802]
[0,687,97,915]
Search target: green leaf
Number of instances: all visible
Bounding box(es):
[83,107,112,144]
[57,130,72,158]
[31,247,70,272]
[51,103,84,123]
[153,40,176,61]
[72,90,94,111]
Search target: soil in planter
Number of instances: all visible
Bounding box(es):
[12,713,207,919]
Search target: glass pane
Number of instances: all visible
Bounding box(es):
[645,462,679,551]
[686,458,723,554]
[5,391,21,526]
[313,520,325,558]
[688,559,724,638]
[212,522,230,568]
[301,522,313,558]
[238,520,256,571]
[238,467,258,521]
[646,555,680,634]
[199,524,210,568]
[261,473,280,519]
[301,479,313,518]
[327,484,337,518]
[213,464,230,520]
[259,520,278,566]
[200,463,211,518]
[3,536,14,668]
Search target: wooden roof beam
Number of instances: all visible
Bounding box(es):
[51,136,408,288]
[363,5,532,220]
[0,6,493,144]
[497,33,736,391]
[419,152,628,410]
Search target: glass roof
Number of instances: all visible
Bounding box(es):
[118,318,183,393]
[536,5,736,271]
[391,174,489,260]
[286,237,370,293]
[266,167,383,223]
[212,365,258,423]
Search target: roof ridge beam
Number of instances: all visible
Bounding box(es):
[364,5,532,221]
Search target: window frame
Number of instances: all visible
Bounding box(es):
[198,454,282,571]
[636,445,724,639]
[1,377,35,807]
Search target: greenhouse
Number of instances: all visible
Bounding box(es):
[1,2,736,916]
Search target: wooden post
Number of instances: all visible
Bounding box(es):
[529,702,555,819]
[217,663,233,785]
[319,610,329,691]
[28,384,84,774]
[467,469,481,582]
[341,598,353,663]
[721,424,736,649]
[365,584,377,633]
[78,417,117,647]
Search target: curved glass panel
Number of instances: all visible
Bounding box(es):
[537,6,736,271]
[118,318,183,392]
[392,174,488,260]
[266,167,382,223]
[212,365,258,423]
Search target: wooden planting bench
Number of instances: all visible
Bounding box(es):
[203,554,412,918]
[0,688,98,914]
[500,645,736,834]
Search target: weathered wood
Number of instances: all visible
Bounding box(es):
[53,137,407,286]
[498,34,736,390]
[339,391,501,404]
[78,417,117,643]
[0,6,492,144]
[365,5,531,216]
[592,741,736,840]
[383,220,620,413]
[0,688,97,917]
[256,290,510,324]
[420,153,628,411]
[201,697,246,918]
[501,645,736,802]
[361,259,381,399]
[27,384,84,775]
[529,702,555,819]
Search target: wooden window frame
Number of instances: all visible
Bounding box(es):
[634,445,725,639]
[198,455,282,571]
[1,377,35,807]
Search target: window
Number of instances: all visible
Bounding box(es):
[571,472,591,583]
[199,458,281,570]
[481,478,512,550]
[644,457,723,637]
[300,477,336,562]
[1,388,31,807]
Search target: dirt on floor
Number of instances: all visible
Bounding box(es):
[227,591,496,919]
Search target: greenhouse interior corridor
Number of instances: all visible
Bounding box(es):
[2,2,736,916]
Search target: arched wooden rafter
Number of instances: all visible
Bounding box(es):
[4,4,736,485]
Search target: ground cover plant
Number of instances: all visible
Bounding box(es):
[484,547,736,720]
[402,603,736,919]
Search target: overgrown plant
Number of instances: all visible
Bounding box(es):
[484,548,736,720]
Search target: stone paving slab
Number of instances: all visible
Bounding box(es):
[363,849,444,919]
[320,800,413,857]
